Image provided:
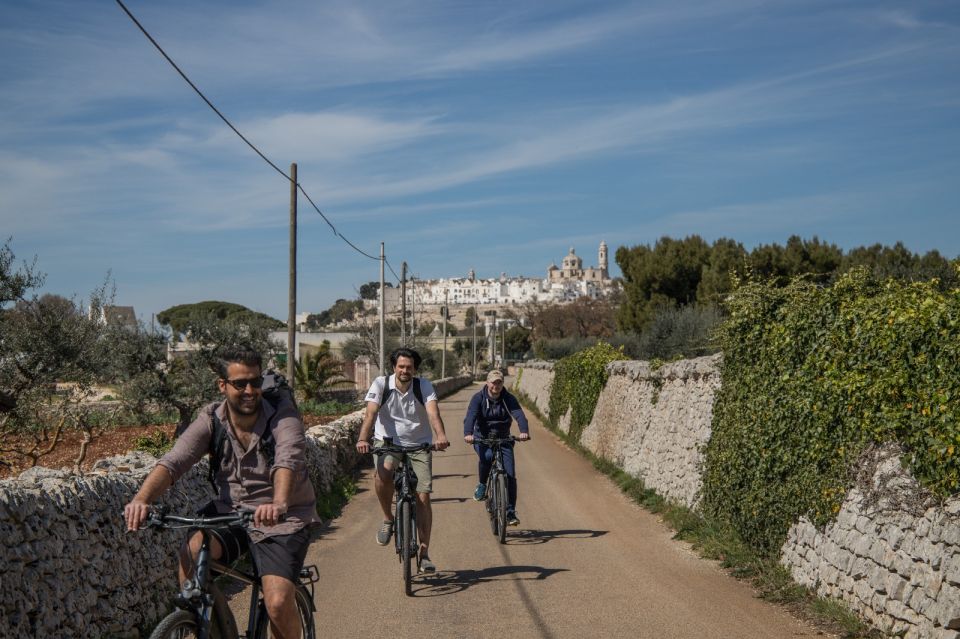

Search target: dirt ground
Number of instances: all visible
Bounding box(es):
[0,413,343,480]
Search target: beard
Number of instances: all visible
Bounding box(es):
[226,393,260,417]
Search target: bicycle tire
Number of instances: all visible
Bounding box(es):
[496,473,508,544]
[148,609,199,639]
[252,586,316,639]
[487,476,498,536]
[400,499,413,596]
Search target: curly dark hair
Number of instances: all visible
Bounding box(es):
[215,344,263,378]
[389,347,422,370]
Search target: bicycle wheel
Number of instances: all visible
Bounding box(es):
[399,499,414,596]
[487,476,498,536]
[149,609,199,639]
[253,587,316,639]
[496,473,508,544]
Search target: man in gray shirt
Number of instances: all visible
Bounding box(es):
[124,345,318,639]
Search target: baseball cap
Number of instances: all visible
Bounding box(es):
[486,369,504,382]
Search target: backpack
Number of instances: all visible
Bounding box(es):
[206,370,297,489]
[378,375,424,408]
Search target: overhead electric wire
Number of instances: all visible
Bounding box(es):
[115,0,382,263]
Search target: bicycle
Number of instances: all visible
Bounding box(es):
[371,438,431,596]
[476,436,521,544]
[144,506,318,639]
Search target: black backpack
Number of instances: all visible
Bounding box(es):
[378,375,424,408]
[205,370,297,488]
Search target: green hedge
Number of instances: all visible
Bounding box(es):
[702,267,960,554]
[548,342,624,441]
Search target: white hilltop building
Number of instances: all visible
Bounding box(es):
[384,241,616,311]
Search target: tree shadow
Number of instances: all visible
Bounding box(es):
[411,564,569,597]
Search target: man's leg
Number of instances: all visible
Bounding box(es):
[253,530,310,639]
[262,575,301,639]
[178,528,241,584]
[415,491,432,551]
[374,455,396,521]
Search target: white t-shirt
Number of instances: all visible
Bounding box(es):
[365,375,438,446]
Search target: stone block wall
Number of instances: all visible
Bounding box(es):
[781,444,960,639]
[0,374,472,639]
[516,355,960,637]
[581,355,721,509]
[512,360,553,417]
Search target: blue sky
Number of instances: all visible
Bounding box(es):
[1,0,957,323]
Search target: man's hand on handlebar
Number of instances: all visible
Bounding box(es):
[517,432,531,441]
[254,502,287,528]
[464,434,475,444]
[124,500,150,532]
[433,434,450,451]
[356,439,372,454]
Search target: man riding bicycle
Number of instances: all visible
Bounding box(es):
[124,345,319,639]
[355,347,450,573]
[463,369,530,525]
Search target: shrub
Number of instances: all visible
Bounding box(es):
[547,342,624,441]
[702,267,960,554]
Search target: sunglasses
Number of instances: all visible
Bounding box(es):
[223,376,264,391]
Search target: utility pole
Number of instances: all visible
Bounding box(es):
[441,290,448,378]
[400,261,407,346]
[287,162,297,387]
[488,310,497,368]
[501,320,506,368]
[410,277,416,343]
[379,242,385,375]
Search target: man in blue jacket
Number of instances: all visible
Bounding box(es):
[463,369,530,525]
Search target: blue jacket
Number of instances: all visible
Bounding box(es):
[463,386,529,438]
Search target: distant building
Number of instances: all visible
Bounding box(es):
[93,305,138,330]
[383,241,616,311]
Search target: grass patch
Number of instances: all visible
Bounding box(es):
[315,474,358,521]
[513,388,884,639]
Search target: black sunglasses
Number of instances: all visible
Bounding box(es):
[223,376,264,391]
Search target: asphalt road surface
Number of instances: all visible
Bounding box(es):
[304,382,827,639]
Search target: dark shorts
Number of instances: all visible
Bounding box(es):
[209,526,311,583]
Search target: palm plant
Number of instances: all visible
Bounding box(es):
[293,345,354,403]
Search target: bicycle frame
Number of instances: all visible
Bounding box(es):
[373,439,430,595]
[477,436,518,543]
[145,509,318,639]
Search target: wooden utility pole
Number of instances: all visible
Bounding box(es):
[287,162,297,386]
[472,306,477,380]
[379,242,385,375]
[400,261,407,346]
[441,290,448,378]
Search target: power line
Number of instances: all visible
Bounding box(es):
[115,0,380,263]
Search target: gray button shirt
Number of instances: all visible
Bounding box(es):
[158,398,320,541]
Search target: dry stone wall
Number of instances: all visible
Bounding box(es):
[0,375,471,639]
[781,443,960,639]
[513,360,553,418]
[581,355,721,508]
[515,357,960,637]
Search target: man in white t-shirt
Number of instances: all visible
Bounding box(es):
[356,347,450,572]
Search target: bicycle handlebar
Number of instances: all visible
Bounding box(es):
[145,507,255,530]
[368,441,433,454]
[474,435,525,445]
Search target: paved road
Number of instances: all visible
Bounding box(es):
[304,382,826,639]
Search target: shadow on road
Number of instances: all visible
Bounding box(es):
[431,497,471,504]
[411,564,569,596]
[503,528,608,545]
[432,473,471,480]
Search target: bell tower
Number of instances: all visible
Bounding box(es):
[599,241,608,278]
